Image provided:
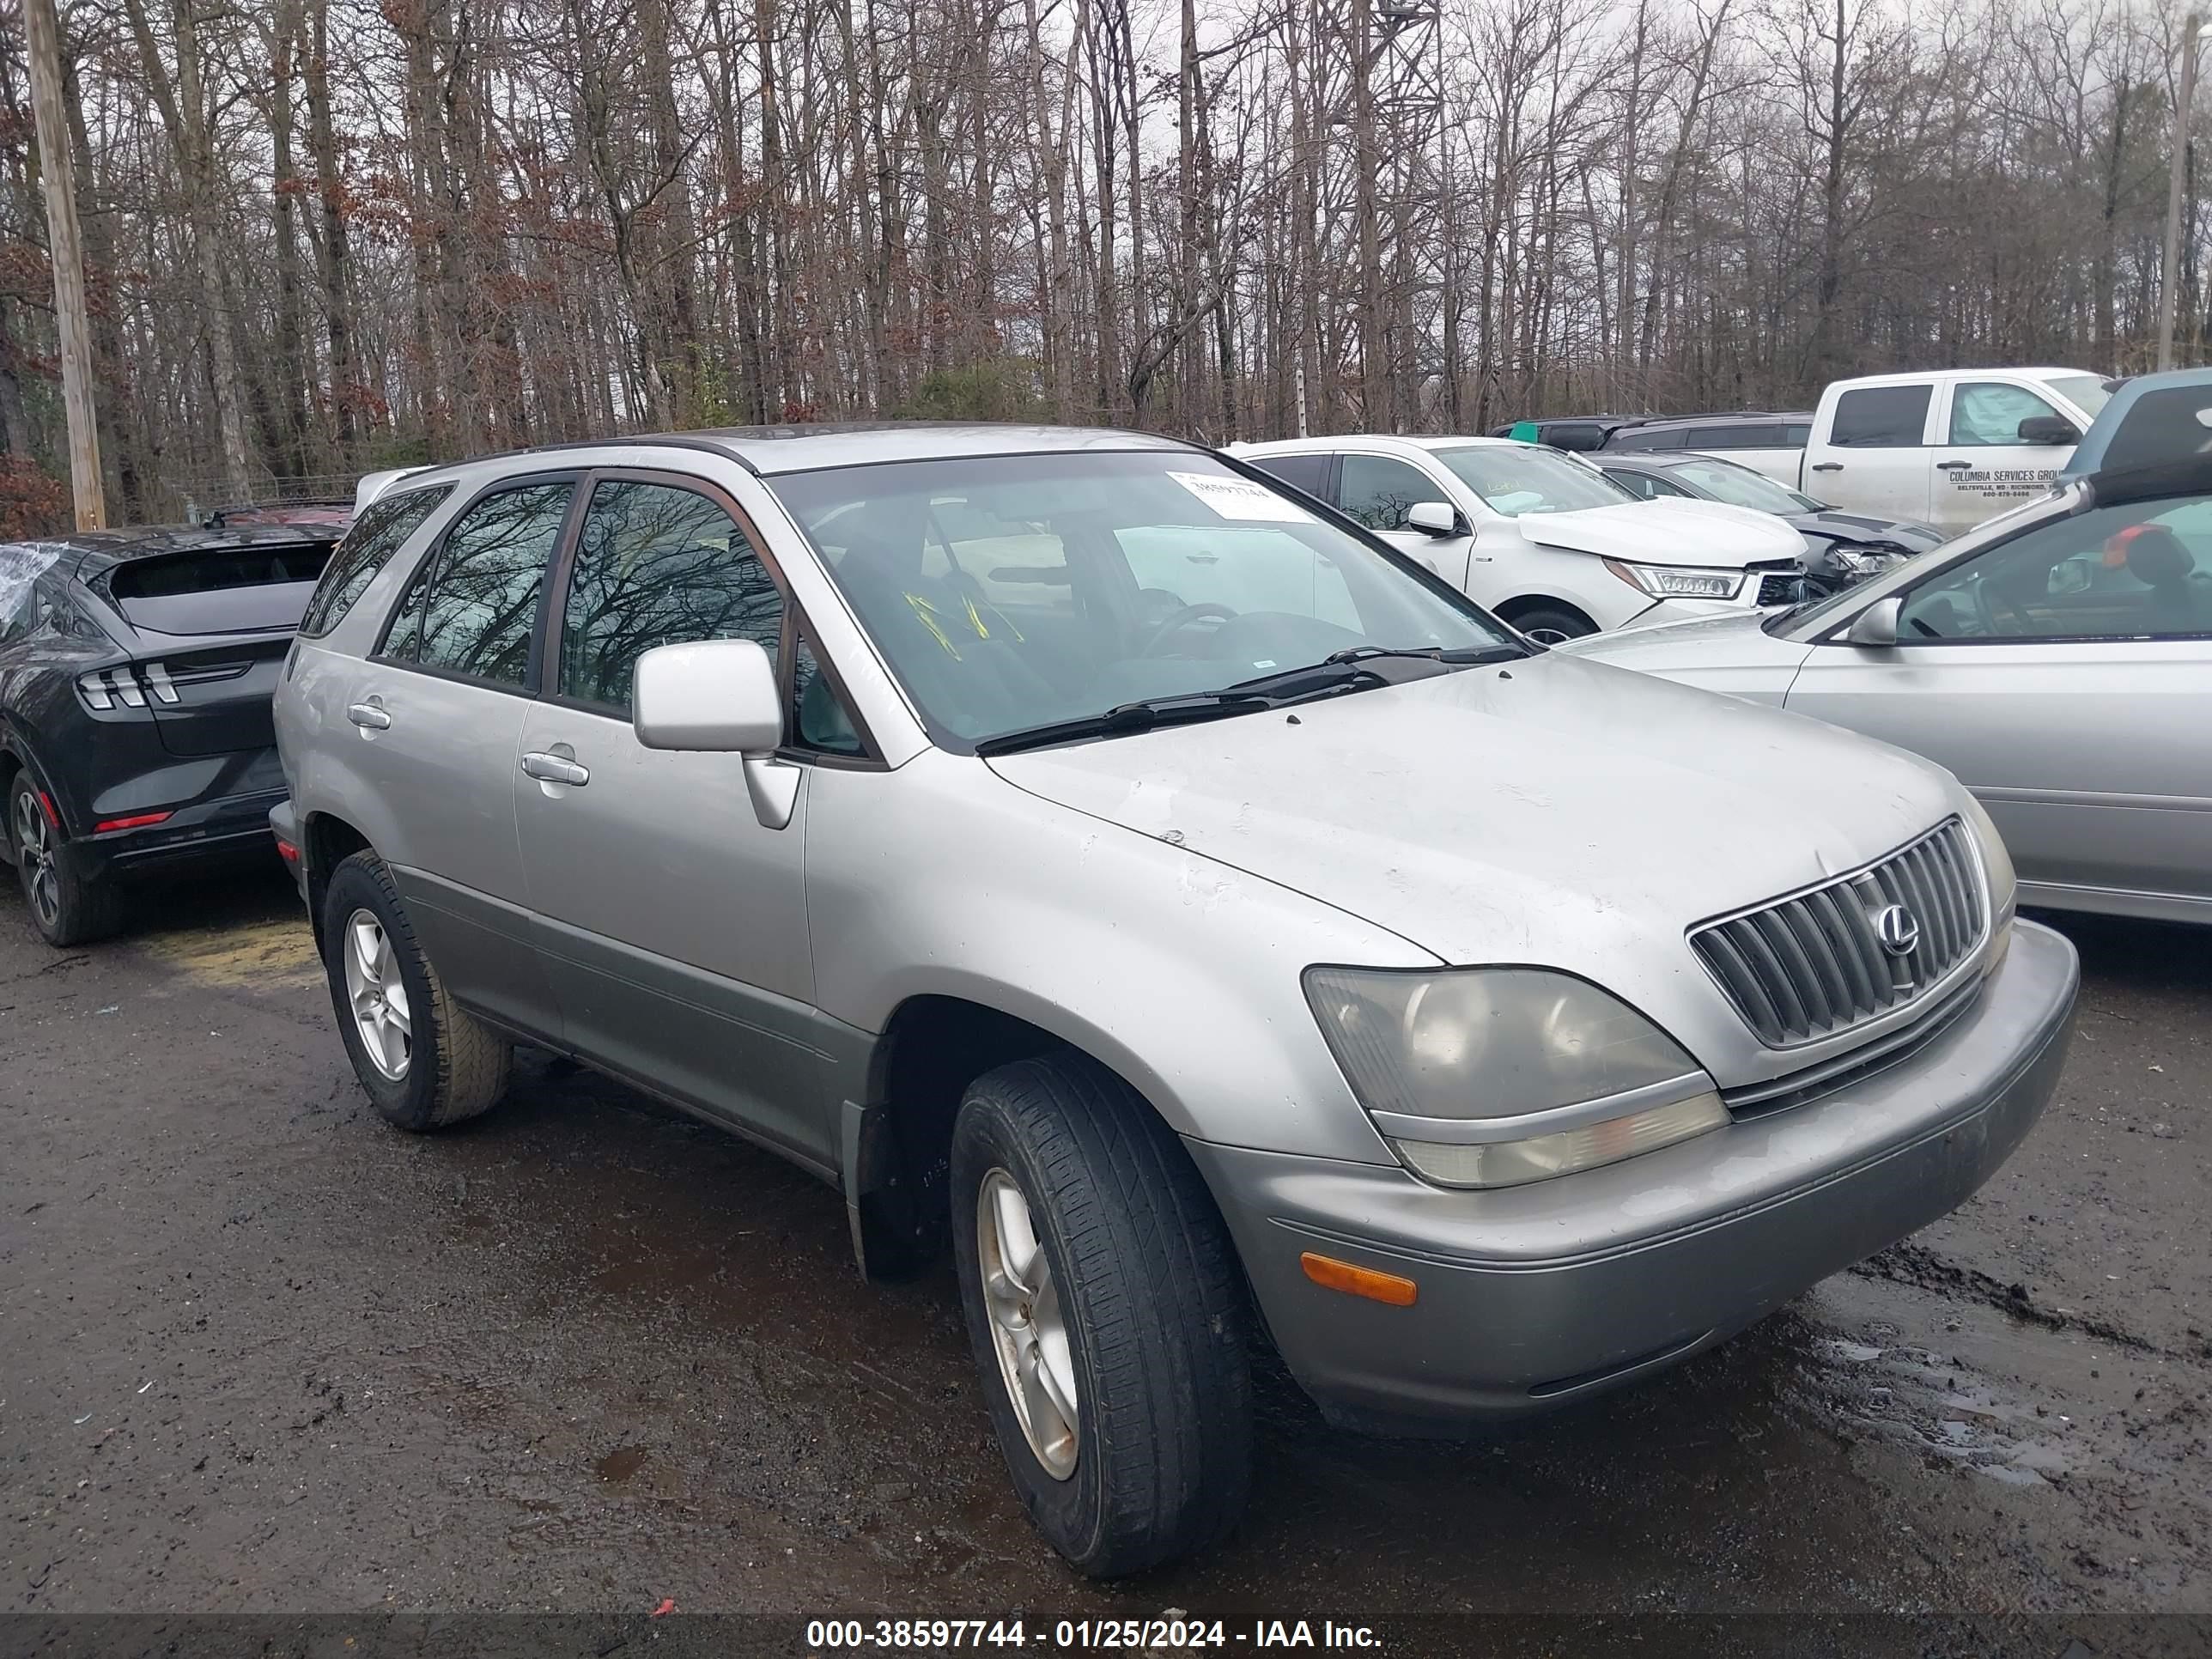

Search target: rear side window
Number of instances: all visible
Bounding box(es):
[556,479,783,714]
[384,480,573,689]
[101,542,335,635]
[1246,453,1330,497]
[1689,423,1784,448]
[1829,386,1932,448]
[300,484,453,639]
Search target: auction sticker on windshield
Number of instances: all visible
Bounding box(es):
[1170,471,1315,523]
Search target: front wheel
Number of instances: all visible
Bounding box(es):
[950,1055,1251,1576]
[1500,601,1599,646]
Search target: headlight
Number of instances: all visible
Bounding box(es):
[1303,967,1728,1189]
[1602,558,1743,600]
[1828,547,1905,578]
[1956,794,2018,974]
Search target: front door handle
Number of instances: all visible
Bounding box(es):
[1936,459,1972,471]
[346,702,391,730]
[520,751,591,787]
[1810,462,1844,472]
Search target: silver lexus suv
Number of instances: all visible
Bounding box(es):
[271,425,2078,1574]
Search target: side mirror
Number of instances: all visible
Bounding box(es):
[2017,414,2080,446]
[634,637,783,753]
[1844,595,1902,648]
[633,637,801,830]
[1407,500,1461,537]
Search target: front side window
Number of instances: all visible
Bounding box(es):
[389,479,572,689]
[770,451,1513,747]
[300,483,453,638]
[1948,382,2063,447]
[1830,386,1932,448]
[1429,445,1632,517]
[557,479,783,714]
[1334,453,1442,531]
[1895,494,2212,641]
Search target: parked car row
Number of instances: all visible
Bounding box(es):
[1519,366,2118,534]
[9,401,2203,1578]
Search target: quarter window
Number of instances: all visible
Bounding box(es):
[388,480,572,688]
[557,479,783,714]
[1336,453,1443,531]
[1829,386,1932,448]
[1947,382,2063,447]
[300,484,453,639]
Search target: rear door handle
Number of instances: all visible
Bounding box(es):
[1936,459,1972,471]
[1810,462,1844,472]
[346,702,391,730]
[520,751,591,787]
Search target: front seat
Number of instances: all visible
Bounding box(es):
[2122,526,2209,632]
[824,499,1060,736]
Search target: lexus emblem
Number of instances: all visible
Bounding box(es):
[1874,903,1921,957]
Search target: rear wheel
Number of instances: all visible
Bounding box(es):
[321,849,509,1131]
[950,1055,1251,1576]
[7,772,125,948]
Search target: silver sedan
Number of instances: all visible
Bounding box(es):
[1565,461,2212,926]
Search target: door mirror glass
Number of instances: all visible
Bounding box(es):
[633,637,783,753]
[1406,500,1459,537]
[1845,595,1901,647]
[2017,414,2080,446]
[2048,558,2093,596]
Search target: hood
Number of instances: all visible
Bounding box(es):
[987,651,1954,970]
[1789,509,1944,551]
[1514,497,1806,568]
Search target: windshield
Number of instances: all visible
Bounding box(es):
[769,452,1515,748]
[1667,459,1810,514]
[1428,445,1634,517]
[2045,374,2112,419]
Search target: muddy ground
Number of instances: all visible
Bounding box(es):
[2,862,2207,1656]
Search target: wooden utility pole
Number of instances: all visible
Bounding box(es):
[23,0,105,530]
[2160,13,2203,373]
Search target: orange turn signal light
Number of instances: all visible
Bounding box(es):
[1299,1251,1418,1307]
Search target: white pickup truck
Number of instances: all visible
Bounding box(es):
[1612,368,2113,535]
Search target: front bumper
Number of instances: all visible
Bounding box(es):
[1188,919,2078,1429]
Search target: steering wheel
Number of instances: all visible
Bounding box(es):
[1138,603,1237,657]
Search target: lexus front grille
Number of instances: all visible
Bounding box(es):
[1690,819,1986,1047]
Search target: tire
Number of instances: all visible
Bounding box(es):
[8,770,126,948]
[320,848,509,1131]
[950,1054,1251,1576]
[1502,602,1599,646]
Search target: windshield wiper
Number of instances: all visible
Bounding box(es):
[975,690,1275,757]
[1321,643,1527,667]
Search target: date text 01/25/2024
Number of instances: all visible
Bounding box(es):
[805,1619,1383,1649]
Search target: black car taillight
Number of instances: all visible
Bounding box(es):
[76,659,252,712]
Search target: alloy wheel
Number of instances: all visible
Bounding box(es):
[343,908,412,1081]
[975,1168,1080,1480]
[14,789,60,929]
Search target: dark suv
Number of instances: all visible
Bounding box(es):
[1,523,343,945]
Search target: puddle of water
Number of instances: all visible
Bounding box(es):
[594,1445,648,1483]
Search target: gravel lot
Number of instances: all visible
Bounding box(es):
[3,860,2207,1656]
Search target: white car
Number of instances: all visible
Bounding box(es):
[1231,434,1809,642]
